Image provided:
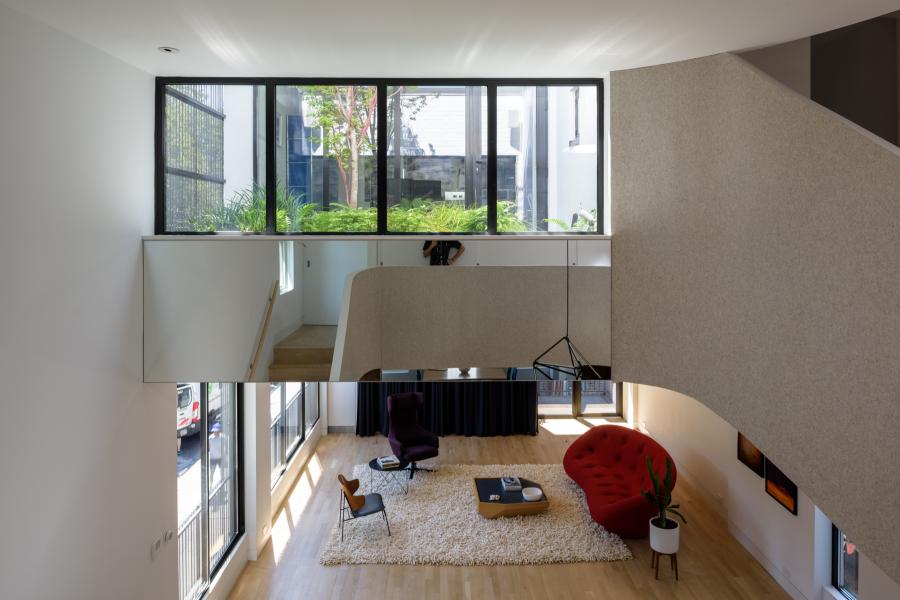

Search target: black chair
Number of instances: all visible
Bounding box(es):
[337,474,391,542]
[387,392,439,479]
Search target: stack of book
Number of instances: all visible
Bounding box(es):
[500,476,522,492]
[377,455,400,469]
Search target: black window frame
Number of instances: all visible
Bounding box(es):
[832,524,859,600]
[270,382,320,489]
[155,77,605,236]
[177,382,244,600]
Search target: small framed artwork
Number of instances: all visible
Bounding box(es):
[765,459,798,515]
[737,432,765,477]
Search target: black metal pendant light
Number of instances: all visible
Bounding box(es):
[532,244,604,380]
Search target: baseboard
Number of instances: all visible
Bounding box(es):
[328,425,355,434]
[658,455,809,600]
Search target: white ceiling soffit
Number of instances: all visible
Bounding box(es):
[3,0,898,76]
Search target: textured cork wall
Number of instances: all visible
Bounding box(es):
[333,266,611,380]
[610,53,900,583]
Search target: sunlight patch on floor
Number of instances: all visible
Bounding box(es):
[287,473,313,528]
[306,452,323,485]
[540,418,590,436]
[270,508,292,564]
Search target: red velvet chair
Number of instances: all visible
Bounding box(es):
[563,425,676,538]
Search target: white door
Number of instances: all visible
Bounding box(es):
[301,241,370,325]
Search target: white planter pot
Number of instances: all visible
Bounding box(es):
[649,517,680,554]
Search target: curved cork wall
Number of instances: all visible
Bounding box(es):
[332,265,611,380]
[610,52,900,582]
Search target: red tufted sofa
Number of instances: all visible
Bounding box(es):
[563,425,676,538]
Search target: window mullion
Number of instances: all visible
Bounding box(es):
[200,384,210,587]
[377,83,388,234]
[265,81,276,234]
[487,84,498,234]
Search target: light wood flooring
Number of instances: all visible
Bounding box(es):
[228,427,790,600]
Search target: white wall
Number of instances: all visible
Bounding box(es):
[636,384,900,600]
[301,241,369,324]
[144,240,303,381]
[740,38,811,98]
[0,5,175,600]
[327,383,358,430]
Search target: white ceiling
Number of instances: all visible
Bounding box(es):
[3,0,898,77]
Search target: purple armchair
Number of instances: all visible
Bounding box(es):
[387,392,439,479]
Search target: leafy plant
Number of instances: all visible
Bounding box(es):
[545,208,598,232]
[191,185,532,233]
[642,456,686,528]
[189,183,293,232]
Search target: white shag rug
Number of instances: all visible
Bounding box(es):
[320,463,631,566]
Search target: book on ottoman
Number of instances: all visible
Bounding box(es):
[500,476,522,492]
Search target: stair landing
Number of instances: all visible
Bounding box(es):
[268,325,336,381]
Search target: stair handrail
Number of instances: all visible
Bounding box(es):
[248,279,279,381]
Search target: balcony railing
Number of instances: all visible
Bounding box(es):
[177,505,203,600]
[178,476,234,600]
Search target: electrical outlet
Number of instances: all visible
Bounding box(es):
[150,538,162,560]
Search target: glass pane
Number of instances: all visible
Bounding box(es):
[208,383,238,571]
[176,383,205,600]
[837,530,859,598]
[270,383,284,486]
[165,85,265,232]
[275,85,378,232]
[387,85,488,232]
[581,380,617,414]
[537,381,573,416]
[497,85,598,232]
[304,382,319,436]
[284,382,303,458]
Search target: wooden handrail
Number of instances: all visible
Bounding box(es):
[248,279,279,381]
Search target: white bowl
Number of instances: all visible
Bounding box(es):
[521,487,543,502]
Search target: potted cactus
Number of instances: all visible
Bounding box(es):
[643,456,686,554]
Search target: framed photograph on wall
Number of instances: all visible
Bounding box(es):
[737,432,765,477]
[765,459,798,515]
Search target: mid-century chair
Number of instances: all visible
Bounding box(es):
[337,474,391,542]
[387,392,439,479]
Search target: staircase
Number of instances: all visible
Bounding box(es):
[268,325,336,381]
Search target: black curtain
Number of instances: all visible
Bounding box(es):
[356,382,538,436]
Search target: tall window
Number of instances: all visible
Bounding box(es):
[271,382,319,487]
[537,380,621,417]
[157,80,602,234]
[176,383,242,600]
[386,85,488,232]
[497,85,599,232]
[275,85,378,232]
[163,84,264,232]
[278,241,294,295]
[833,526,859,599]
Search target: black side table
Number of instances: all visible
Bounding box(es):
[368,458,411,494]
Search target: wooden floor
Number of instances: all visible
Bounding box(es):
[228,427,789,600]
